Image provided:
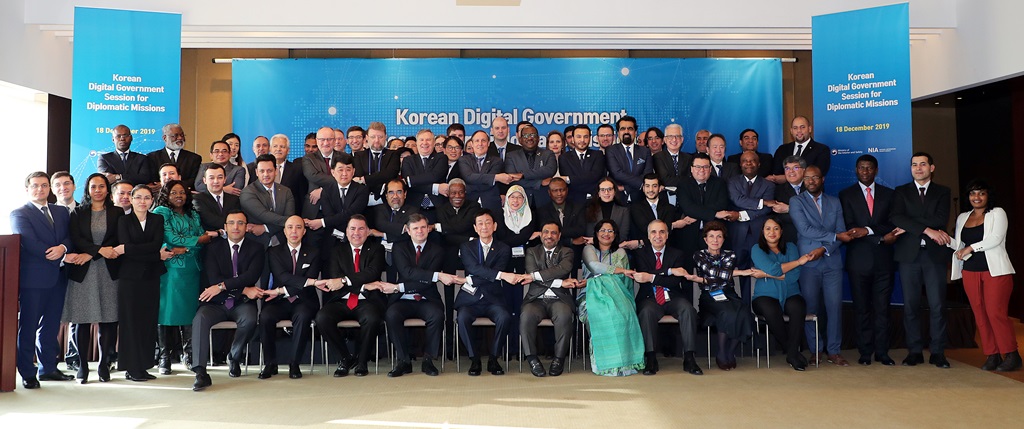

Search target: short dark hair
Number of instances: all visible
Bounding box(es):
[386,178,407,193]
[159,163,179,173]
[645,127,664,139]
[348,214,368,228]
[643,173,660,184]
[563,125,575,136]
[708,133,727,145]
[205,163,225,174]
[446,123,466,135]
[445,136,464,150]
[157,179,194,213]
[305,132,317,141]
[25,171,49,187]
[541,221,562,233]
[855,154,878,169]
[616,116,637,131]
[548,177,568,188]
[330,153,355,169]
[50,171,73,184]
[209,140,229,153]
[255,153,276,168]
[597,124,614,135]
[703,220,728,239]
[225,208,247,222]
[407,213,428,226]
[347,126,365,136]
[739,128,759,140]
[475,209,495,223]
[912,151,934,165]
[692,152,712,163]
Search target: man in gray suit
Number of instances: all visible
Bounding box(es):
[504,124,557,208]
[519,222,582,377]
[240,154,296,248]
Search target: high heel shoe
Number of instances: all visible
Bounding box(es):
[787,354,807,371]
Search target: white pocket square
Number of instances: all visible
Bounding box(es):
[302,263,311,269]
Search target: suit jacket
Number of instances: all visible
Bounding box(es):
[116,213,168,280]
[891,181,952,264]
[653,150,692,188]
[523,244,575,308]
[558,149,607,203]
[536,201,585,245]
[267,241,321,303]
[585,203,631,244]
[370,204,419,245]
[772,139,832,176]
[725,152,773,178]
[402,152,449,208]
[634,245,688,303]
[195,162,246,193]
[354,149,401,200]
[323,241,387,306]
[67,205,123,282]
[675,177,730,264]
[774,182,803,245]
[320,181,369,231]
[278,160,308,206]
[951,208,1015,279]
[147,148,202,185]
[444,160,461,183]
[458,153,504,210]
[487,141,523,160]
[246,161,258,185]
[790,191,846,269]
[456,238,512,309]
[629,198,678,243]
[503,149,557,201]
[97,150,154,185]
[839,183,896,272]
[392,238,445,304]
[300,150,343,218]
[239,181,296,247]
[10,202,73,289]
[193,191,241,232]
[727,175,775,257]
[438,201,480,248]
[710,161,740,182]
[205,238,265,305]
[605,143,653,202]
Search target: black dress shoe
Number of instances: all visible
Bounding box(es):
[996,351,1022,372]
[527,357,546,377]
[97,364,110,383]
[77,366,89,384]
[902,352,924,366]
[787,354,807,371]
[421,359,439,376]
[929,353,951,368]
[334,357,355,377]
[125,372,149,382]
[683,357,704,375]
[158,357,172,375]
[22,377,40,389]
[258,365,278,379]
[875,355,896,366]
[289,363,303,379]
[468,358,482,376]
[228,361,242,378]
[487,358,504,376]
[981,354,1003,371]
[388,361,413,378]
[549,357,565,377]
[858,355,872,366]
[141,371,156,380]
[353,363,369,377]
[716,357,731,371]
[644,353,659,375]
[38,370,75,381]
[192,374,212,391]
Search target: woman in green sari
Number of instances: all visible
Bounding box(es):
[578,219,645,376]
[153,180,217,374]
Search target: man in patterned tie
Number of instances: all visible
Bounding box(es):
[519,222,580,377]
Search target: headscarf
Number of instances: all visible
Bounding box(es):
[503,185,533,234]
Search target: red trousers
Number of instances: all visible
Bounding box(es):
[962,270,1018,355]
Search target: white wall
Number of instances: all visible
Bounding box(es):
[0,81,50,234]
[0,1,74,97]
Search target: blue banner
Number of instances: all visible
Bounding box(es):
[812,3,912,192]
[232,58,782,161]
[70,7,181,180]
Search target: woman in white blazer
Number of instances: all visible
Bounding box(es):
[951,180,1019,371]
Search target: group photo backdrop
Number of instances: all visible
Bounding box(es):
[232,57,783,161]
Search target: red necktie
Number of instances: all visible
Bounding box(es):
[416,245,422,264]
[655,251,663,270]
[865,187,874,217]
[347,248,361,310]
[654,251,665,305]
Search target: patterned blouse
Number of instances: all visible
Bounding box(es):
[693,249,736,292]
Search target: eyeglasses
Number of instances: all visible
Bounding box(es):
[166,133,185,139]
[521,133,538,139]
[598,229,615,234]
[445,145,462,150]
[692,165,711,170]
[664,135,682,140]
[316,138,336,142]
[598,187,615,192]
[784,166,804,172]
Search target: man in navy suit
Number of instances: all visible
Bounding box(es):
[353,122,401,203]
[838,155,902,366]
[708,134,740,182]
[191,210,266,391]
[790,165,853,367]
[403,129,450,223]
[97,125,154,185]
[504,125,557,208]
[605,116,652,203]
[559,125,607,204]
[11,172,84,388]
[727,151,776,306]
[891,152,953,368]
[487,116,521,161]
[769,116,832,184]
[457,209,517,376]
[459,130,517,212]
[304,155,369,255]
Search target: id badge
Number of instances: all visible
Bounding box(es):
[710,289,727,302]
[512,246,525,257]
[461,284,477,295]
[382,241,394,252]
[331,229,345,240]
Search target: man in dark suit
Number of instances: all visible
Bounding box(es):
[240,154,296,249]
[301,126,343,222]
[403,129,450,224]
[459,130,516,212]
[442,135,463,183]
[605,116,653,204]
[675,153,736,270]
[708,134,740,182]
[370,179,419,283]
[194,140,246,195]
[314,215,387,377]
[504,125,557,208]
[269,134,307,204]
[790,165,853,367]
[487,116,521,161]
[628,174,684,250]
[770,155,806,245]
[839,154,902,366]
[191,210,266,391]
[97,124,154,185]
[535,178,586,264]
[245,135,270,185]
[891,152,953,368]
[259,215,321,380]
[725,129,773,178]
[519,222,580,377]
[457,210,516,376]
[769,116,832,183]
[306,155,369,246]
[727,151,776,305]
[147,123,202,185]
[633,219,703,376]
[382,214,461,377]
[653,124,692,190]
[353,122,401,203]
[11,172,81,388]
[559,125,607,204]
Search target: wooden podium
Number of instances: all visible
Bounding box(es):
[0,234,19,392]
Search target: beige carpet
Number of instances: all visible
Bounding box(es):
[2,350,1023,429]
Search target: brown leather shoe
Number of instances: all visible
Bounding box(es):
[828,354,850,367]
